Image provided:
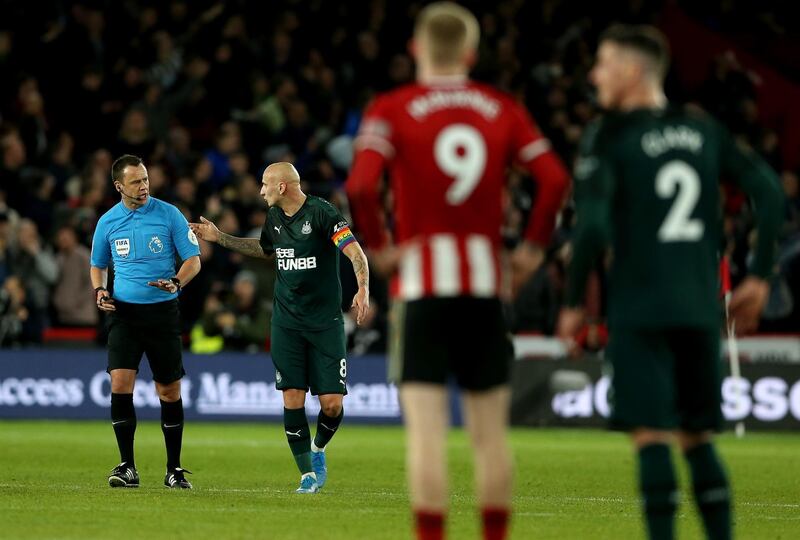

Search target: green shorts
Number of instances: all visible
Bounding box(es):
[607,327,723,432]
[270,322,347,396]
[107,300,185,385]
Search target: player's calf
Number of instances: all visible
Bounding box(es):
[284,406,313,479]
[311,402,344,489]
[638,443,678,540]
[683,441,731,540]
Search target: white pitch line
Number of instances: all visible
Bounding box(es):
[739,502,800,509]
[1,484,797,513]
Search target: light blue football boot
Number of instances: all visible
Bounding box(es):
[295,473,319,494]
[311,450,327,489]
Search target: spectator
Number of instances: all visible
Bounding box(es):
[512,263,560,335]
[9,219,58,321]
[0,125,29,209]
[21,171,57,238]
[204,121,242,190]
[782,171,800,239]
[195,270,270,353]
[52,225,97,326]
[345,295,386,356]
[0,211,12,284]
[115,108,159,162]
[0,275,37,346]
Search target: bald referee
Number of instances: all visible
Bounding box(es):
[90,154,201,489]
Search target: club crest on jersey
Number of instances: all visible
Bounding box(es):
[115,238,130,258]
[148,235,164,254]
[301,221,312,234]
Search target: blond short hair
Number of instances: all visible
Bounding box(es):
[414,2,480,67]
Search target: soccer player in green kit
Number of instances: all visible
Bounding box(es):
[191,162,369,493]
[558,25,783,540]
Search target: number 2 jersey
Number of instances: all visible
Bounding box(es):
[259,196,356,331]
[346,76,570,300]
[566,106,784,329]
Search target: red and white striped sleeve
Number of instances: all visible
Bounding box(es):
[346,96,394,249]
[509,102,571,246]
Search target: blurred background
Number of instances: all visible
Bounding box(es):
[0,0,798,359]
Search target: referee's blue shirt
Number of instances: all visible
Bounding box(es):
[91,197,201,304]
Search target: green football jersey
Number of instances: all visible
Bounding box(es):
[567,106,783,329]
[259,195,356,331]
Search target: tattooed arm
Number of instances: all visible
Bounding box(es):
[343,241,369,289]
[343,242,370,325]
[189,216,272,259]
[218,233,270,259]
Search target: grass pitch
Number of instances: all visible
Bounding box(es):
[1,421,798,539]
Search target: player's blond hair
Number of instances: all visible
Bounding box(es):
[414,2,480,67]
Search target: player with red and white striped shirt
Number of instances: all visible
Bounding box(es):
[346,4,570,539]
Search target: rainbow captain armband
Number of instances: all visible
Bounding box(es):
[331,224,356,250]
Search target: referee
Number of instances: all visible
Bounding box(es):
[90,154,201,489]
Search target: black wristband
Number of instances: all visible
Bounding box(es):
[95,286,107,294]
[170,277,181,290]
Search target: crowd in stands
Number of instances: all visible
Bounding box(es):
[1,0,798,350]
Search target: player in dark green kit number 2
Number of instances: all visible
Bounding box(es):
[190,162,370,494]
[558,26,784,540]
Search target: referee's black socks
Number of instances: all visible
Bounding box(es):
[110,393,136,467]
[160,398,184,470]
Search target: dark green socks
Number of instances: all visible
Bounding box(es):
[110,393,136,466]
[313,408,343,450]
[638,444,678,540]
[284,407,312,474]
[685,443,732,540]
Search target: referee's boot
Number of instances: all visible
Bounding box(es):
[164,467,193,489]
[108,462,139,488]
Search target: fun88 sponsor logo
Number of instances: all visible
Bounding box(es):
[276,247,317,271]
[0,377,84,407]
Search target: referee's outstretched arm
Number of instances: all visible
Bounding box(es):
[189,216,273,259]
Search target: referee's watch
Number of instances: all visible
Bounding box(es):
[94,286,107,294]
[169,277,182,291]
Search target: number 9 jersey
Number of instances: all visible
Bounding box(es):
[346,76,570,301]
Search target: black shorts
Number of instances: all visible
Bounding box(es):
[607,326,723,432]
[388,297,513,391]
[107,299,185,384]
